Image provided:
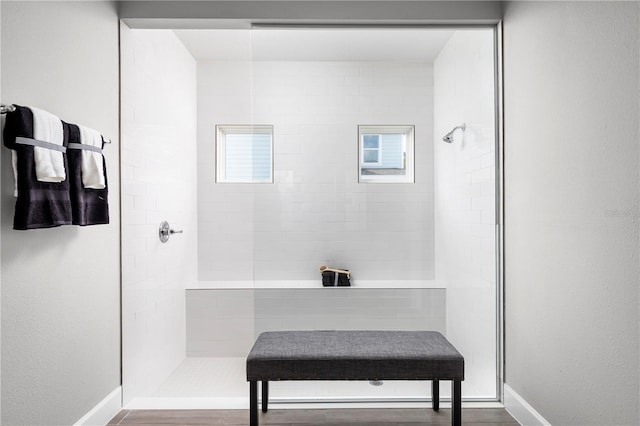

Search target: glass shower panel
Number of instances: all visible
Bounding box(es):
[248,27,437,285]
[248,27,498,402]
[433,28,497,400]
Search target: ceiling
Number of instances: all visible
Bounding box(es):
[173,28,455,62]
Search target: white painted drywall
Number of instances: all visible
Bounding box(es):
[174,28,455,63]
[434,29,497,399]
[0,1,120,424]
[504,2,640,424]
[120,27,198,405]
[197,60,434,281]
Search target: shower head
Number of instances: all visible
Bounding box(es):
[442,123,466,143]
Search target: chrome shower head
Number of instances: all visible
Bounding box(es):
[442,123,466,143]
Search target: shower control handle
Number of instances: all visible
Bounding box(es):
[159,221,182,243]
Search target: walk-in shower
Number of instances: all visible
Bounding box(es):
[120,25,499,409]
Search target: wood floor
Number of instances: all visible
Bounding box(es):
[108,408,519,425]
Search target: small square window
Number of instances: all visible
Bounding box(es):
[216,125,273,183]
[358,125,414,183]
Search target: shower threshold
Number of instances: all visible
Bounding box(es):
[126,357,472,410]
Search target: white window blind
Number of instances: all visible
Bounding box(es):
[216,125,273,183]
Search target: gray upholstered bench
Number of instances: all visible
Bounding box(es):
[246,330,464,426]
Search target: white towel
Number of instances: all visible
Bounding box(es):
[30,106,66,183]
[11,150,18,197]
[77,125,106,189]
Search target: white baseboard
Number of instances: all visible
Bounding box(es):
[126,397,247,410]
[74,387,122,426]
[504,384,551,426]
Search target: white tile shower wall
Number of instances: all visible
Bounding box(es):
[197,61,434,281]
[186,289,445,357]
[186,290,255,357]
[434,30,497,399]
[120,27,198,405]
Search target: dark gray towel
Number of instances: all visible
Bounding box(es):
[322,270,351,286]
[65,123,109,226]
[3,105,72,230]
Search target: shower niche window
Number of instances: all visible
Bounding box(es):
[358,125,415,183]
[215,124,273,183]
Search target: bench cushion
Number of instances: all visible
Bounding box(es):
[246,330,464,381]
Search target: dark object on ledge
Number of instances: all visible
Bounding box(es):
[321,269,351,286]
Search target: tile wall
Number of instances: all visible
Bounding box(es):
[120,28,198,404]
[197,61,435,282]
[186,288,446,357]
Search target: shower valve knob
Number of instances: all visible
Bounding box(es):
[159,221,182,243]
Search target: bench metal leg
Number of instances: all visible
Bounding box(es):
[452,380,461,426]
[431,380,439,411]
[262,381,269,412]
[250,381,258,426]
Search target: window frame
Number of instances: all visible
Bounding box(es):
[215,124,274,183]
[361,134,383,166]
[357,125,415,183]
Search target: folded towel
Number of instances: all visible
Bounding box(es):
[76,125,106,189]
[30,106,66,183]
[66,122,109,226]
[321,270,351,287]
[2,105,72,229]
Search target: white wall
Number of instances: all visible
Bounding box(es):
[186,290,254,357]
[120,27,198,405]
[186,288,446,357]
[198,60,434,282]
[504,2,639,424]
[434,29,497,399]
[0,1,120,424]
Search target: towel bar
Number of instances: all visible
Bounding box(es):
[1,104,16,114]
[1,104,111,143]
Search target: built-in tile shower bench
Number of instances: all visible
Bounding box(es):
[183,281,448,406]
[246,330,464,426]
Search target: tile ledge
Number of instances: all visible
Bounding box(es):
[188,280,444,290]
